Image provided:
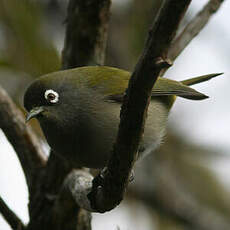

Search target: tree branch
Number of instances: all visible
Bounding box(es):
[54,170,94,214]
[0,85,47,192]
[27,153,92,230]
[0,196,25,230]
[88,0,191,212]
[168,0,225,61]
[62,0,111,69]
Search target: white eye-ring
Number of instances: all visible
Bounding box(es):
[44,89,59,104]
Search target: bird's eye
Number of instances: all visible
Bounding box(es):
[44,89,59,104]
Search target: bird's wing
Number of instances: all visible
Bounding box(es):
[106,77,209,102]
[152,77,208,100]
[78,66,217,102]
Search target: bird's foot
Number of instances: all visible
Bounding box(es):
[129,170,134,182]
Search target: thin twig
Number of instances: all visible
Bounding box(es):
[169,0,225,61]
[0,196,25,230]
[0,86,47,192]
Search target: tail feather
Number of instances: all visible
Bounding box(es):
[181,73,223,86]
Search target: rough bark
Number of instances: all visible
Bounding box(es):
[62,0,111,68]
[27,153,92,230]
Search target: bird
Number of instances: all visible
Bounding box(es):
[24,66,222,169]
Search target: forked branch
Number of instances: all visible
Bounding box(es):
[169,0,225,60]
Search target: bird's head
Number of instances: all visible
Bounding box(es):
[24,72,82,125]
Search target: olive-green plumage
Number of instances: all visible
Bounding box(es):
[24,66,222,168]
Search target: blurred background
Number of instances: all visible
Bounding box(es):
[0,0,230,229]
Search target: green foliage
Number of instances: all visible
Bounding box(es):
[0,0,60,77]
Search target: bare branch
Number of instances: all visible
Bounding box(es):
[51,170,94,229]
[62,0,111,68]
[54,170,94,212]
[0,196,25,230]
[0,86,47,191]
[88,0,192,212]
[169,0,225,61]
[27,153,92,230]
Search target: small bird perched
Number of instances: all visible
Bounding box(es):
[24,66,221,168]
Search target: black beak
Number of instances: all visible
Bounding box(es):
[26,107,44,123]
